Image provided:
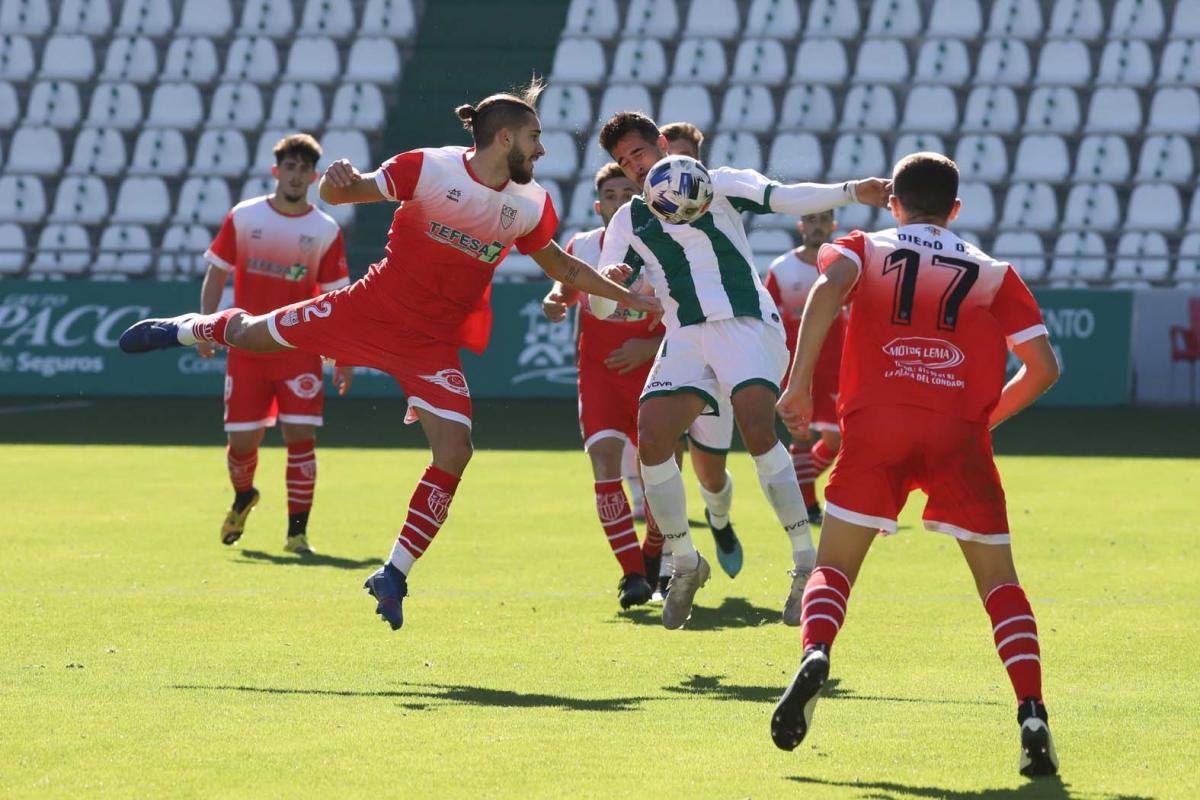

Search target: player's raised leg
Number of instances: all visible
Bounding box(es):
[120,307,291,355]
[588,436,653,609]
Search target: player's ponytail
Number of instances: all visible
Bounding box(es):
[455,103,477,132]
[455,77,544,147]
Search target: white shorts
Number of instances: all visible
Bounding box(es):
[688,393,733,453]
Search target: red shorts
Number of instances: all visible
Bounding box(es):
[267,284,472,428]
[824,405,1010,543]
[577,357,650,450]
[224,349,325,431]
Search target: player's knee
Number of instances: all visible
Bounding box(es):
[637,425,674,465]
[439,437,473,475]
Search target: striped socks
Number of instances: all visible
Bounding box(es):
[388,465,461,576]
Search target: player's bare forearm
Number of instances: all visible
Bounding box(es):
[989,336,1060,430]
[319,159,386,205]
[551,280,581,306]
[533,242,633,302]
[199,265,227,315]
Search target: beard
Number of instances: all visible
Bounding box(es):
[281,190,305,204]
[508,149,535,184]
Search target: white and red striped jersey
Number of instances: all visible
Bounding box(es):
[567,226,659,367]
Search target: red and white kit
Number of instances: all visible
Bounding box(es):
[568,227,659,450]
[206,196,349,431]
[765,250,846,432]
[819,225,1047,541]
[266,146,558,428]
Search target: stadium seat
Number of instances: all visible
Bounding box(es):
[596,83,654,124]
[866,0,922,36]
[992,230,1047,281]
[300,0,356,36]
[706,132,762,170]
[684,0,741,39]
[85,81,142,129]
[792,39,847,84]
[532,132,578,180]
[0,34,35,81]
[31,224,91,276]
[1049,231,1106,283]
[1073,135,1131,182]
[67,127,126,176]
[566,179,601,228]
[806,0,860,38]
[748,228,794,254]
[94,224,152,276]
[129,129,188,176]
[745,0,801,39]
[100,36,157,84]
[253,128,290,172]
[1135,135,1194,184]
[224,36,279,84]
[313,195,354,228]
[1048,0,1103,39]
[827,133,885,180]
[1034,39,1091,86]
[1000,182,1058,231]
[1024,86,1080,132]
[987,0,1043,39]
[1063,183,1119,230]
[158,223,212,276]
[624,0,678,38]
[778,84,836,131]
[8,126,61,174]
[955,183,996,230]
[1097,40,1154,87]
[0,0,49,33]
[162,36,219,84]
[975,39,1031,85]
[563,0,619,39]
[610,38,667,84]
[765,132,823,180]
[541,179,565,225]
[178,0,232,36]
[0,175,44,222]
[362,0,415,39]
[208,82,264,130]
[1127,184,1182,231]
[1112,232,1170,283]
[267,82,325,129]
[240,175,274,201]
[914,39,971,85]
[852,38,909,84]
[0,223,24,274]
[1012,134,1070,182]
[57,0,110,35]
[147,83,204,129]
[318,130,370,174]
[538,84,591,132]
[112,176,169,224]
[961,86,1020,133]
[0,81,17,129]
[731,39,788,85]
[891,132,946,164]
[1190,187,1200,229]
[718,85,775,132]
[1146,88,1200,134]
[25,80,81,128]
[1176,234,1200,284]
[1159,40,1200,86]
[52,175,109,224]
[239,0,294,37]
[115,0,172,35]
[1110,0,1164,38]
[840,85,897,131]
[346,38,398,83]
[550,38,606,86]
[330,83,385,130]
[672,38,728,85]
[192,129,249,177]
[175,177,232,226]
[834,202,881,232]
[1171,0,1200,37]
[1083,86,1141,134]
[658,85,713,130]
[927,0,981,36]
[900,86,957,132]
[286,36,341,83]
[39,34,94,80]
[954,134,1009,183]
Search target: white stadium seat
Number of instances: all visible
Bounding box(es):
[101,36,158,84]
[362,0,416,39]
[1136,135,1194,184]
[1084,86,1141,134]
[300,0,356,36]
[706,132,762,171]
[175,177,232,226]
[1073,135,1130,182]
[1110,0,1164,38]
[961,86,1019,133]
[239,0,294,37]
[85,81,142,129]
[147,82,204,129]
[672,38,728,85]
[779,85,836,131]
[116,0,172,35]
[267,82,325,129]
[112,176,169,224]
[766,132,823,180]
[314,194,354,228]
[539,84,592,132]
[1024,87,1080,132]
[8,126,61,174]
[658,85,713,130]
[0,0,49,33]
[684,0,741,39]
[1048,0,1103,39]
[793,39,847,83]
[596,83,654,124]
[208,82,264,130]
[914,39,970,85]
[94,224,153,276]
[718,85,775,132]
[224,36,279,84]
[866,0,922,36]
[0,175,45,222]
[732,39,788,85]
[566,179,601,228]
[624,0,679,38]
[1012,134,1070,182]
[852,38,909,84]
[975,39,1031,85]
[346,37,398,83]
[25,80,81,128]
[1049,231,1106,283]
[954,182,996,230]
[954,134,1009,183]
[806,0,861,39]
[39,34,94,80]
[317,130,370,174]
[745,0,802,38]
[748,228,794,254]
[0,222,25,274]
[68,127,126,176]
[1035,39,1091,86]
[1097,40,1154,86]
[0,34,35,81]
[240,176,274,201]
[1113,232,1170,283]
[611,38,667,85]
[178,0,232,36]
[32,224,91,276]
[827,133,885,180]
[253,128,290,172]
[927,0,982,36]
[892,132,946,164]
[1126,184,1182,231]
[541,180,565,227]
[163,36,219,84]
[840,85,896,131]
[1159,40,1200,86]
[550,38,606,86]
[51,176,107,224]
[159,223,212,277]
[532,131,577,180]
[55,0,108,36]
[192,129,249,177]
[1063,183,1120,230]
[1146,88,1200,134]
[1000,182,1058,231]
[287,36,341,83]
[1177,234,1200,284]
[129,129,188,176]
[835,203,881,232]
[0,80,17,129]
[900,86,957,132]
[1171,0,1200,37]
[563,0,619,39]
[1190,187,1200,229]
[330,83,385,130]
[987,0,1043,39]
[992,231,1047,281]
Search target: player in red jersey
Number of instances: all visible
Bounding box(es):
[119,81,660,631]
[542,163,662,609]
[770,153,1061,778]
[196,133,353,555]
[765,210,845,529]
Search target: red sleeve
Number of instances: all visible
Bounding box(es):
[375,150,423,202]
[818,230,868,301]
[515,193,559,255]
[564,234,576,255]
[317,230,350,291]
[206,212,237,271]
[990,265,1048,346]
[764,269,783,307]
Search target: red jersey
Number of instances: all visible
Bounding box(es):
[765,249,846,379]
[568,226,659,368]
[820,224,1047,424]
[367,146,558,354]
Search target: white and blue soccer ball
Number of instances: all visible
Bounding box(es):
[643,155,714,225]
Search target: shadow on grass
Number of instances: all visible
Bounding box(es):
[615,596,779,631]
[233,548,380,570]
[662,675,1002,708]
[785,775,1147,800]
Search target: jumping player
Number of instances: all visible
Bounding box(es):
[119,82,660,631]
[198,133,353,555]
[771,153,1060,777]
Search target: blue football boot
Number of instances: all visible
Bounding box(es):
[118,313,197,353]
[706,509,743,578]
[363,563,408,631]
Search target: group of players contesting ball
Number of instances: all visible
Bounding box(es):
[118,78,1061,778]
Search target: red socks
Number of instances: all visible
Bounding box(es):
[790,443,818,506]
[811,439,836,475]
[642,503,663,559]
[226,445,257,492]
[800,566,851,652]
[390,465,461,571]
[985,583,1043,703]
[285,439,316,515]
[595,478,644,576]
[193,308,241,346]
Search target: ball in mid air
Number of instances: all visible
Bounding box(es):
[643,155,714,226]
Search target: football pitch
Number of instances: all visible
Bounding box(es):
[1,399,1196,799]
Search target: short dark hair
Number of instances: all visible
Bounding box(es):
[273,133,321,167]
[594,162,627,194]
[661,122,704,154]
[455,77,544,147]
[892,152,959,220]
[598,111,660,156]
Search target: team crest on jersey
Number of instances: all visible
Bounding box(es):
[596,491,627,524]
[285,373,323,399]
[280,309,300,327]
[419,368,470,397]
[298,235,315,252]
[426,488,452,523]
[500,204,517,230]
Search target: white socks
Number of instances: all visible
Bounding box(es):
[641,456,699,571]
[754,442,817,572]
[175,312,199,346]
[697,470,734,529]
[388,539,416,576]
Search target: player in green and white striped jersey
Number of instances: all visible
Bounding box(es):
[596,112,891,629]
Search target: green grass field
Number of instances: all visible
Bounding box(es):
[1,400,1197,798]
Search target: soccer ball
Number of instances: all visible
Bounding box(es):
[643,155,714,225]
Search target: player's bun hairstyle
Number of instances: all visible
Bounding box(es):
[455,76,545,147]
[593,162,628,194]
[892,152,960,220]
[273,133,322,167]
[660,122,704,157]
[598,111,661,156]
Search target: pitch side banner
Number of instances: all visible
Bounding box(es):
[1129,288,1200,406]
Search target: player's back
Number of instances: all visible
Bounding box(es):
[822,223,1045,424]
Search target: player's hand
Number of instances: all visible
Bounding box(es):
[853,178,892,208]
[333,365,354,396]
[624,291,662,315]
[599,264,633,283]
[196,341,217,359]
[325,158,362,188]
[776,385,814,437]
[542,289,570,323]
[605,337,660,374]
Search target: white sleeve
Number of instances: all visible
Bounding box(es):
[598,204,633,268]
[768,180,859,217]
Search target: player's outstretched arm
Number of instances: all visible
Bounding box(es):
[771,178,892,217]
[542,280,580,323]
[530,241,661,316]
[319,158,386,205]
[988,335,1059,430]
